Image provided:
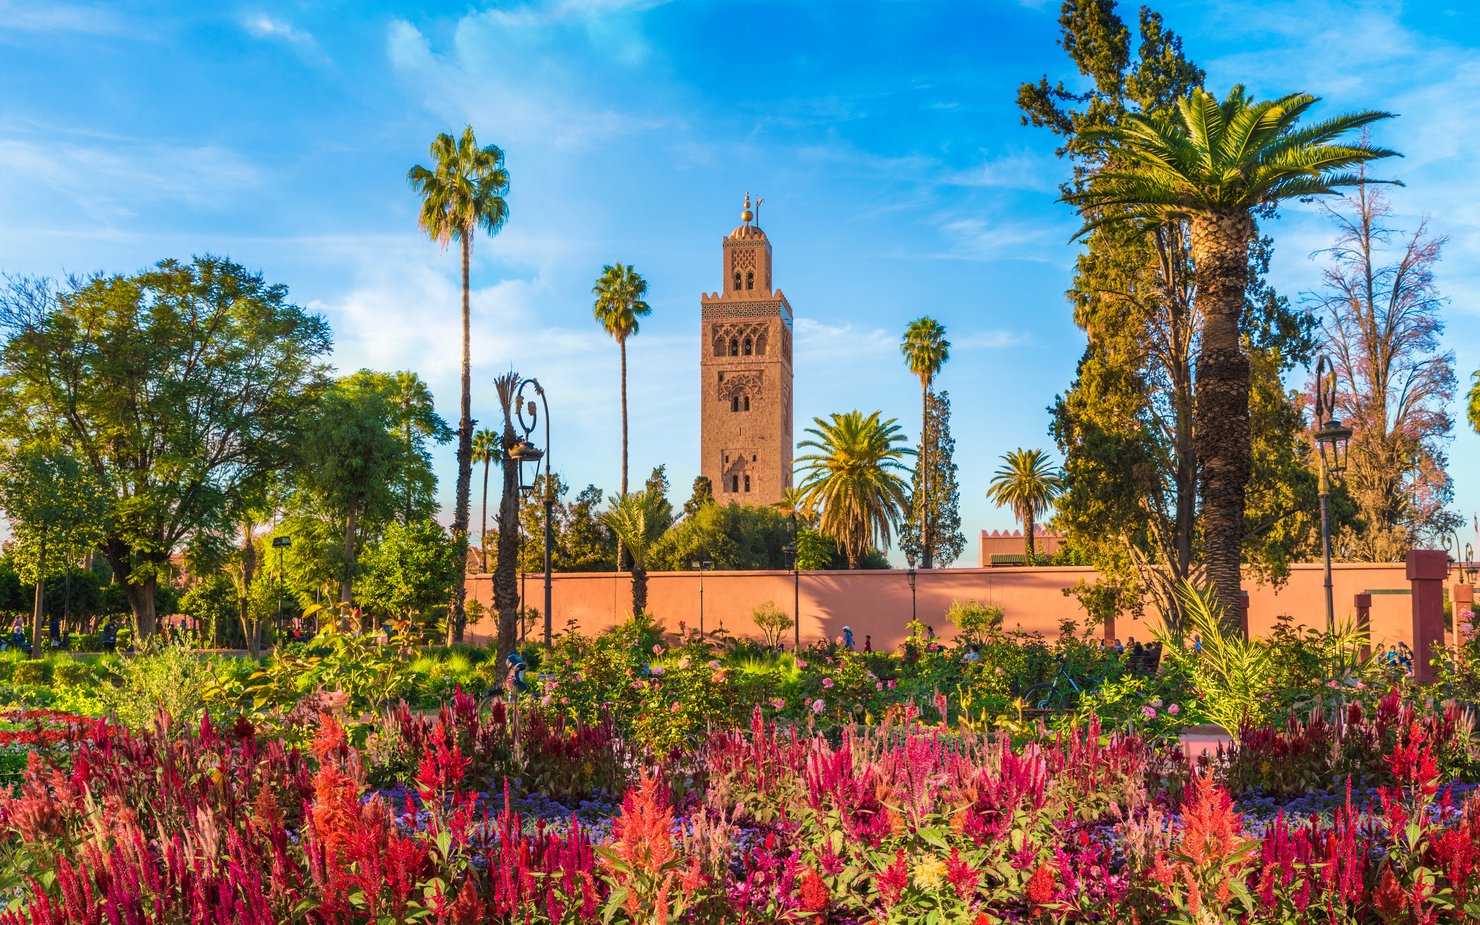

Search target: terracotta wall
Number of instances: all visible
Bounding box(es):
[466,562,1432,651]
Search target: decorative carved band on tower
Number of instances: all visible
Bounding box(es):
[699,194,794,506]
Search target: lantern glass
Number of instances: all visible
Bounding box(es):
[508,439,544,492]
[1315,418,1353,477]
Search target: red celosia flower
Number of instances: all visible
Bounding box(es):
[310,713,346,761]
[603,772,678,924]
[878,849,909,906]
[799,867,829,913]
[1373,866,1404,918]
[945,847,980,899]
[1026,863,1056,909]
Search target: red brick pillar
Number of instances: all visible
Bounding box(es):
[1407,550,1449,685]
[1239,591,1250,639]
[1454,584,1474,640]
[1354,593,1372,662]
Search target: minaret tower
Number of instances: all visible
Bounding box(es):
[699,193,794,506]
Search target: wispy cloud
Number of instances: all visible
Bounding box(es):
[0,135,261,221]
[0,0,127,37]
[241,14,329,66]
[933,215,1075,263]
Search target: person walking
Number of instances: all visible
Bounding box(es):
[842,625,855,651]
[863,634,872,653]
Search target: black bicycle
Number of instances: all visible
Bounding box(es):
[1021,659,1089,711]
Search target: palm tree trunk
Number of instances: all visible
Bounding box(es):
[1191,210,1254,633]
[920,382,932,569]
[617,335,629,570]
[494,445,521,664]
[480,459,491,573]
[30,531,45,660]
[1024,510,1035,561]
[450,232,474,644]
[631,561,647,617]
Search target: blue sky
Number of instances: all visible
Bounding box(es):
[3,0,1479,565]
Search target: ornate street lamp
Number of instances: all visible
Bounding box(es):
[1466,543,1477,585]
[690,560,714,635]
[1313,356,1353,634]
[509,377,553,647]
[272,535,292,644]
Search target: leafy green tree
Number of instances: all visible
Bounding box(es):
[0,443,106,656]
[0,261,330,638]
[796,411,912,568]
[296,374,402,608]
[388,371,454,525]
[358,519,460,630]
[408,125,511,643]
[1074,84,1397,623]
[178,572,236,647]
[899,317,950,568]
[1470,372,1480,436]
[472,428,500,572]
[900,390,965,567]
[563,484,617,571]
[602,490,673,616]
[682,476,715,519]
[592,263,651,500]
[650,502,793,571]
[986,449,1064,561]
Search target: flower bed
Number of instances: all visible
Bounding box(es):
[4,696,1480,923]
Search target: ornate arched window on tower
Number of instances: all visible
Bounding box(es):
[731,475,740,493]
[729,337,739,357]
[742,395,750,411]
[745,271,754,290]
[730,395,740,412]
[743,337,753,356]
[733,272,742,291]
[744,475,751,492]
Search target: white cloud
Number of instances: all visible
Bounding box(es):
[241,14,329,66]
[933,215,1076,263]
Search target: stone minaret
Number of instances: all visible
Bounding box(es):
[699,193,794,506]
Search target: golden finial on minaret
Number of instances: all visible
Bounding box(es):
[741,191,753,224]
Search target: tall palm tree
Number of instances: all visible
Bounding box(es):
[408,126,510,642]
[602,490,672,617]
[471,428,499,572]
[1076,86,1396,626]
[592,264,651,501]
[899,316,950,569]
[773,486,817,529]
[796,411,912,569]
[986,449,1064,561]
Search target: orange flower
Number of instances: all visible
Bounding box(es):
[1179,771,1243,868]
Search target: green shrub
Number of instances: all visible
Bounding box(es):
[751,601,792,649]
[53,660,94,687]
[946,599,1004,641]
[96,641,216,731]
[12,661,52,686]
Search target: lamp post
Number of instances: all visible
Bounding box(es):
[907,567,918,624]
[1312,355,1353,635]
[690,560,714,635]
[508,377,553,647]
[271,536,291,645]
[1466,543,1477,585]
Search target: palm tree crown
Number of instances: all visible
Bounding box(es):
[900,317,950,387]
[592,263,651,343]
[796,410,912,569]
[900,316,950,569]
[986,448,1064,561]
[1075,85,1397,232]
[602,490,673,616]
[408,127,511,246]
